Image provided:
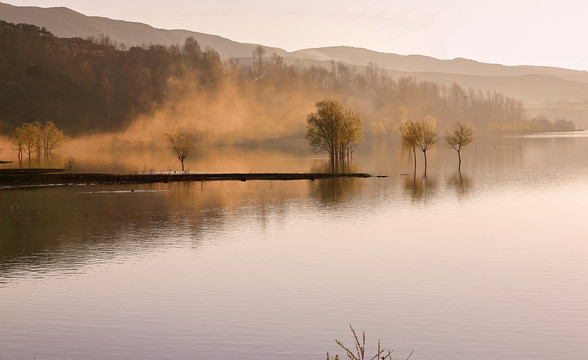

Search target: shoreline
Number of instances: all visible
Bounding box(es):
[0,171,376,188]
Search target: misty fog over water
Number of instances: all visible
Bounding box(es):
[2,132,588,360]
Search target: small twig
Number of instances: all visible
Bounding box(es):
[331,325,405,360]
[336,339,358,360]
[406,349,415,360]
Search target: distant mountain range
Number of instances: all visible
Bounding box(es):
[2,1,587,123]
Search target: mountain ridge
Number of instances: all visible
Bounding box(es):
[1,1,587,117]
[2,1,586,80]
[0,2,287,58]
[291,46,588,83]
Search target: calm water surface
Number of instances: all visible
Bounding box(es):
[1,132,588,359]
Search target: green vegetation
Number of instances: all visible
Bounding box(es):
[306,99,362,166]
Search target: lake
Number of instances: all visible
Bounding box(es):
[1,132,588,360]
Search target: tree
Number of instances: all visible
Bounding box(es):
[399,116,437,175]
[415,115,437,175]
[41,121,64,155]
[12,121,64,161]
[21,122,41,161]
[252,45,266,79]
[399,119,419,172]
[182,36,202,65]
[306,100,362,167]
[12,125,26,160]
[166,128,196,172]
[444,120,473,171]
[31,121,43,155]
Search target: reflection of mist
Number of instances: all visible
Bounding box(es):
[402,174,437,202]
[446,172,473,198]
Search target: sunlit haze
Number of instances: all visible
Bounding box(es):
[4,0,588,71]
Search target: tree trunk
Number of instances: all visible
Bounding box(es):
[423,150,428,177]
[458,149,462,171]
[181,159,184,172]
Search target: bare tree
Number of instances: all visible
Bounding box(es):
[64,156,75,173]
[166,128,196,172]
[415,115,437,176]
[252,45,266,79]
[182,36,202,64]
[444,120,473,171]
[306,99,362,169]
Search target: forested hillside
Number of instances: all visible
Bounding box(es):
[0,21,571,141]
[0,21,223,134]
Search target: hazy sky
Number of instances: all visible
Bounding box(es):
[6,0,588,70]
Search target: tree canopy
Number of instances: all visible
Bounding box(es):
[166,128,196,172]
[444,121,473,171]
[306,100,362,163]
[399,119,420,171]
[398,116,437,174]
[11,121,63,161]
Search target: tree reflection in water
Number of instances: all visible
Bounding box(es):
[446,172,473,199]
[308,160,363,204]
[402,173,437,202]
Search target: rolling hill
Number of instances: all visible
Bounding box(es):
[1,1,587,122]
[0,2,286,58]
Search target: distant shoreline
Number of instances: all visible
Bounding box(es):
[0,171,375,188]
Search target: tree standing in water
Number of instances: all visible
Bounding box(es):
[12,125,26,160]
[306,99,362,169]
[40,121,64,155]
[166,128,196,172]
[415,115,437,176]
[12,121,65,163]
[400,116,437,176]
[445,120,473,171]
[399,119,420,173]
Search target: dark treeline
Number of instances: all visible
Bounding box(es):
[0,21,222,135]
[0,20,567,139]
